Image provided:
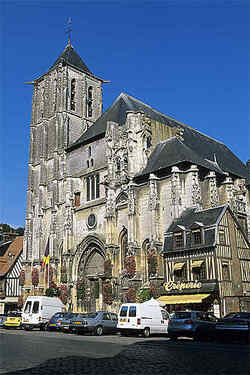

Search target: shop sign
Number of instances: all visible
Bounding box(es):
[164,280,202,292]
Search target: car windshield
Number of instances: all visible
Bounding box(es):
[8,312,21,317]
[64,313,75,319]
[224,312,250,320]
[24,301,32,313]
[223,313,239,319]
[173,312,192,319]
[85,312,98,319]
[53,312,65,318]
[74,314,87,319]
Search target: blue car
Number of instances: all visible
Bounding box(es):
[71,311,118,336]
[0,314,7,328]
[47,312,68,331]
[59,312,80,333]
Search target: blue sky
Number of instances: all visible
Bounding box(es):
[0,0,249,229]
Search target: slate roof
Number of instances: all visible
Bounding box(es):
[167,205,226,232]
[0,237,23,277]
[137,137,226,177]
[68,92,249,181]
[162,206,227,253]
[50,43,93,75]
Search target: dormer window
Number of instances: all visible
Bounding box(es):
[174,232,184,249]
[70,79,76,111]
[192,229,202,245]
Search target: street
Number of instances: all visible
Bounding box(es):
[0,329,249,375]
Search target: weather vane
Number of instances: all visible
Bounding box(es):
[66,18,72,45]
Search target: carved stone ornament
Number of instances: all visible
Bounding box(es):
[207,172,219,207]
[171,167,181,205]
[64,207,73,231]
[191,167,202,207]
[148,176,159,210]
[128,184,136,215]
[105,190,116,218]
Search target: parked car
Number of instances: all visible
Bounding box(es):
[215,312,250,344]
[117,299,170,337]
[47,312,69,331]
[4,312,22,329]
[59,312,81,333]
[71,311,118,336]
[0,314,7,328]
[168,311,218,340]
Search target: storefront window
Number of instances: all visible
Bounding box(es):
[174,263,187,281]
[192,262,206,280]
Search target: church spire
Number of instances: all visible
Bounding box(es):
[66,18,72,46]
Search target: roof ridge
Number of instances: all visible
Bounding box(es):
[121,93,226,146]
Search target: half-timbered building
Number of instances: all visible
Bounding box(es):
[0,237,23,314]
[159,206,250,316]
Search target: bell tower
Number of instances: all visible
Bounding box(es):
[23,40,106,264]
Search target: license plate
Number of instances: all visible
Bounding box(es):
[23,319,29,323]
[75,321,81,325]
[120,318,126,322]
[49,324,56,326]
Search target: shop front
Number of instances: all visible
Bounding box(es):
[157,280,221,317]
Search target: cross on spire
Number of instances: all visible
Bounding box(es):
[66,18,72,45]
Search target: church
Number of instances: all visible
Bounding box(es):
[22,39,250,317]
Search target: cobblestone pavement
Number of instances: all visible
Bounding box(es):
[2,337,249,375]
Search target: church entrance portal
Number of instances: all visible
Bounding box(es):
[77,245,105,312]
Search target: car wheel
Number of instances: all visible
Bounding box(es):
[24,326,33,331]
[143,328,150,338]
[168,334,178,340]
[95,325,103,336]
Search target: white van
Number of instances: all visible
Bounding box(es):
[117,298,170,337]
[22,296,66,331]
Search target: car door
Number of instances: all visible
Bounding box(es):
[160,309,170,334]
[102,313,113,333]
[110,313,118,332]
[196,312,217,338]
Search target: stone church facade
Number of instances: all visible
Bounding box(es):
[22,41,250,316]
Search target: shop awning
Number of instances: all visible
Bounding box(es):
[191,260,204,268]
[157,294,211,305]
[173,262,185,271]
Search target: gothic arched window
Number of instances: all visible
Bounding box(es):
[87,86,93,117]
[70,79,76,111]
[120,229,128,269]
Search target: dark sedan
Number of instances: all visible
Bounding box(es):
[71,311,118,336]
[215,312,250,344]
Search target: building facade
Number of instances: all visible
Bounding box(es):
[0,237,23,314]
[22,41,250,316]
